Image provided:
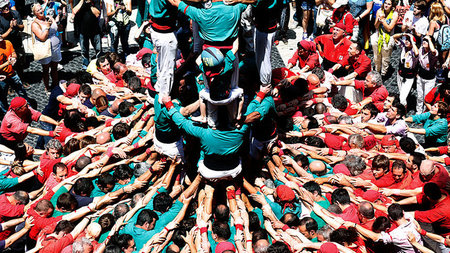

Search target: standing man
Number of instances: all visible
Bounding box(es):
[314,23,352,70]
[72,0,102,69]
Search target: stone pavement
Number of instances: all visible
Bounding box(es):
[12,4,411,147]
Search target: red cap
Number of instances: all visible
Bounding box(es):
[215,242,236,253]
[334,23,346,32]
[64,83,81,98]
[333,164,351,176]
[299,40,316,52]
[9,97,26,111]
[136,48,155,60]
[362,190,381,202]
[364,135,378,150]
[380,135,398,147]
[276,185,296,202]
[318,242,339,253]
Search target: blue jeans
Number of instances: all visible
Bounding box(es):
[35,121,55,149]
[110,23,131,56]
[0,73,29,117]
[79,33,102,67]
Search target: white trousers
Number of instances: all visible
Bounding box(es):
[370,32,395,76]
[254,29,275,86]
[153,135,185,160]
[396,73,415,106]
[198,159,242,180]
[416,76,436,114]
[150,28,178,99]
[200,88,243,128]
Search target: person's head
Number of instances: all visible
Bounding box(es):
[280,213,300,229]
[386,102,406,120]
[365,71,383,89]
[439,84,450,99]
[73,237,94,253]
[342,155,366,176]
[45,139,63,159]
[309,161,327,177]
[332,23,346,41]
[212,221,231,241]
[34,199,54,217]
[294,154,310,170]
[64,110,86,133]
[113,164,133,184]
[305,136,326,148]
[311,67,326,83]
[414,0,427,16]
[430,101,448,118]
[98,213,115,233]
[112,122,130,140]
[73,178,94,196]
[96,173,115,193]
[275,185,296,205]
[56,193,77,212]
[118,101,135,117]
[153,192,173,213]
[0,0,11,16]
[423,182,442,203]
[52,163,68,183]
[166,244,180,253]
[91,88,107,105]
[387,203,404,221]
[383,93,399,111]
[348,43,362,58]
[372,216,391,233]
[382,0,397,12]
[54,220,74,238]
[361,103,379,122]
[78,84,92,104]
[96,132,111,144]
[317,225,333,242]
[371,154,390,179]
[130,193,144,208]
[135,209,159,231]
[253,238,270,253]
[116,234,136,253]
[122,70,137,85]
[299,217,318,239]
[420,160,437,182]
[113,203,130,219]
[75,156,91,172]
[214,204,230,222]
[430,2,445,22]
[331,188,351,207]
[330,228,359,247]
[399,137,416,154]
[405,153,424,174]
[9,97,30,118]
[97,55,111,74]
[113,62,128,80]
[301,116,319,130]
[380,135,398,153]
[31,3,45,19]
[303,181,322,197]
[95,95,109,113]
[358,201,375,221]
[267,241,290,253]
[63,138,81,157]
[331,94,348,111]
[391,160,407,183]
[128,76,142,92]
[348,134,365,149]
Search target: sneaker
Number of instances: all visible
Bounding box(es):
[282,37,288,44]
[57,64,63,71]
[302,33,308,40]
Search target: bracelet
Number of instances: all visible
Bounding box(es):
[145,148,152,155]
[256,91,266,100]
[164,227,170,232]
[133,142,140,149]
[105,118,114,127]
[320,126,326,132]
[149,165,154,173]
[106,147,113,157]
[200,227,207,234]
[142,114,150,122]
[226,190,236,200]
[282,225,290,231]
[312,98,317,103]
[284,172,289,178]
[165,101,174,110]
[235,224,244,231]
[246,240,252,243]
[419,229,427,236]
[328,148,334,156]
[87,204,94,212]
[260,185,266,190]
[48,131,55,137]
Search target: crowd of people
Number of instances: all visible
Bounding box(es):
[1,0,450,252]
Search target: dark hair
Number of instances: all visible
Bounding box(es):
[112,122,130,139]
[330,227,359,245]
[299,217,318,232]
[311,67,325,80]
[252,229,269,243]
[118,101,134,117]
[14,143,27,161]
[305,136,326,148]
[387,203,404,221]
[153,192,173,213]
[97,173,116,190]
[248,211,261,232]
[98,213,115,232]
[303,181,322,196]
[116,234,134,251]
[13,191,29,205]
[414,0,427,12]
[128,76,142,92]
[372,155,390,172]
[423,182,442,201]
[331,95,348,111]
[54,220,74,234]
[392,160,407,174]
[56,193,77,211]
[136,209,159,226]
[353,43,362,52]
[113,164,133,181]
[79,135,96,148]
[64,110,86,133]
[105,245,121,253]
[437,101,449,118]
[73,178,94,196]
[95,95,109,113]
[331,188,351,205]
[294,154,310,168]
[97,55,109,69]
[52,162,67,175]
[358,202,375,219]
[63,138,81,157]
[35,199,54,212]
[79,84,92,96]
[122,70,137,84]
[267,241,290,253]
[306,116,319,129]
[281,213,301,228]
[362,103,379,118]
[372,216,391,233]
[399,137,416,154]
[76,71,93,84]
[141,53,152,68]
[212,221,231,240]
[392,102,406,118]
[75,156,91,172]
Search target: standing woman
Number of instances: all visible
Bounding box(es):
[393,33,419,106]
[349,0,373,47]
[427,2,449,67]
[370,0,398,77]
[106,0,132,56]
[31,3,62,93]
[416,36,439,114]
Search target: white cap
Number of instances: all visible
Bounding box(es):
[0,0,9,8]
[332,0,348,9]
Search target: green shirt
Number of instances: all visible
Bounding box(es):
[311,199,330,229]
[50,187,70,217]
[0,168,19,194]
[412,112,448,144]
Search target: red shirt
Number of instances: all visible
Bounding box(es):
[338,51,372,78]
[323,133,348,150]
[388,171,414,189]
[0,107,41,142]
[336,204,360,224]
[55,124,76,145]
[27,208,62,240]
[38,152,63,184]
[41,234,74,253]
[0,194,24,240]
[271,67,298,86]
[354,81,389,112]
[326,97,358,116]
[315,35,352,64]
[331,10,356,34]
[288,50,320,70]
[408,163,450,190]
[415,193,450,236]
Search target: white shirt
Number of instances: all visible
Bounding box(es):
[403,11,429,35]
[379,214,423,253]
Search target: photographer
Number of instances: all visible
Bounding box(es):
[106,0,132,56]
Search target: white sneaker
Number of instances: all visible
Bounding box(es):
[57,64,63,71]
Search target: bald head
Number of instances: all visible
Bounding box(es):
[358,201,375,219]
[309,161,326,176]
[92,88,106,100]
[96,132,111,144]
[420,160,435,175]
[110,99,123,114]
[254,239,270,253]
[86,223,102,240]
[307,74,320,87]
